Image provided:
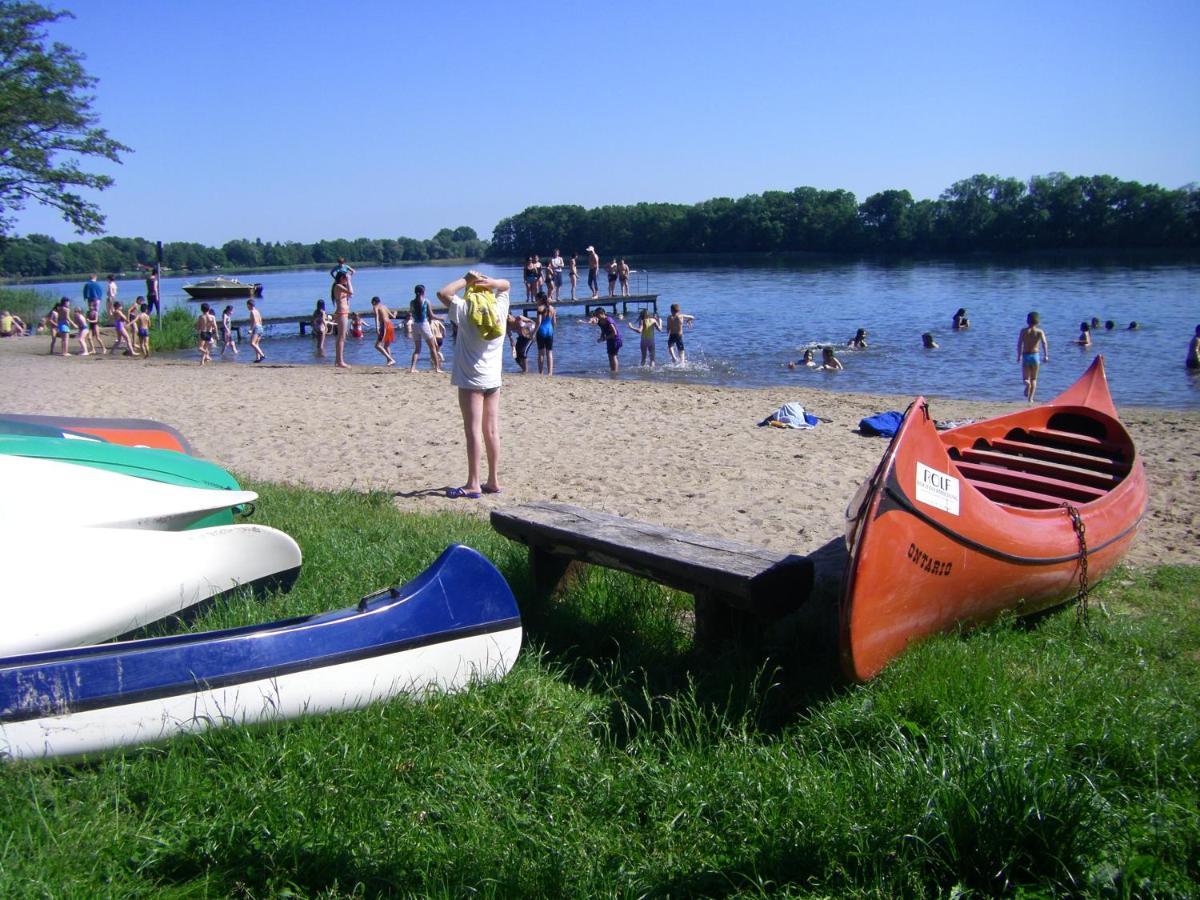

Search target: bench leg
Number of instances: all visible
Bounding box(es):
[529,548,585,601]
[693,589,758,647]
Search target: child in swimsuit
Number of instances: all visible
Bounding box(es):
[110,301,136,355]
[847,328,868,349]
[134,305,152,357]
[312,300,328,356]
[196,303,217,365]
[221,305,237,356]
[246,299,266,362]
[666,303,695,365]
[1017,311,1049,404]
[372,296,396,366]
[86,300,107,355]
[627,308,662,366]
[534,293,555,375]
[821,346,844,371]
[594,309,623,373]
[1074,321,1092,347]
[73,306,92,356]
[350,311,364,339]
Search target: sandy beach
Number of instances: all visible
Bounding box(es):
[2,335,1196,570]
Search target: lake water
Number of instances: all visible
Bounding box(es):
[29,257,1200,409]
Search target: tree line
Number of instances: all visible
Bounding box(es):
[0,228,487,278]
[488,173,1200,258]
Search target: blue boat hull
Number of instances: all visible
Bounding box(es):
[0,544,521,760]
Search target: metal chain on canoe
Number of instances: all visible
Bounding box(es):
[1063,503,1090,624]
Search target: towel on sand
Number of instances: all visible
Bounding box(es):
[759,403,820,429]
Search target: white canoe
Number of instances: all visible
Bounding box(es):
[0,523,302,656]
[0,545,518,760]
[3,455,256,530]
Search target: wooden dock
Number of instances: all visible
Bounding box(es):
[511,293,659,318]
[229,311,409,341]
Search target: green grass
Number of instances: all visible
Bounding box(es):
[1,481,1196,897]
[0,288,198,351]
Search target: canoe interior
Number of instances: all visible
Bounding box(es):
[944,409,1134,511]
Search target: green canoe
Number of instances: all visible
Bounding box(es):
[0,435,245,529]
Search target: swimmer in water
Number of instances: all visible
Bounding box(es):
[1017,311,1049,404]
[922,332,938,349]
[847,328,868,349]
[1074,321,1092,347]
[821,345,843,371]
[786,348,817,369]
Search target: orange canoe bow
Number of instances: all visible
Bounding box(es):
[840,356,1147,682]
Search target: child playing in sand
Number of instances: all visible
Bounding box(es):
[247,299,266,362]
[627,308,663,366]
[372,296,396,366]
[196,303,217,365]
[821,346,844,371]
[666,303,695,365]
[220,305,237,356]
[1017,311,1049,403]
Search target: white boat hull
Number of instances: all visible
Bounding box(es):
[0,626,521,759]
[4,455,256,530]
[0,523,302,655]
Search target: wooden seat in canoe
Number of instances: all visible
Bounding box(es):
[953,446,1120,489]
[952,459,1108,505]
[1019,426,1127,459]
[988,437,1129,475]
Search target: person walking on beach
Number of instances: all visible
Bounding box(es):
[436,271,510,498]
[372,296,396,366]
[666,303,695,365]
[110,301,136,355]
[52,297,70,356]
[409,284,444,373]
[1017,311,1049,404]
[568,253,578,300]
[246,299,266,362]
[586,246,600,298]
[627,308,662,366]
[196,303,217,365]
[591,308,623,372]
[332,271,352,368]
[86,299,107,355]
[133,303,152,357]
[220,305,237,356]
[1186,324,1200,371]
[143,266,160,319]
[535,291,555,375]
[72,305,91,356]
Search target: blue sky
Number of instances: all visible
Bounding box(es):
[12,0,1199,245]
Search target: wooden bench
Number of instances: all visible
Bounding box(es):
[490,501,814,644]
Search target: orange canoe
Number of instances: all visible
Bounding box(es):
[840,356,1146,682]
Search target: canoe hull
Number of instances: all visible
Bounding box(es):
[0,413,193,454]
[840,357,1146,682]
[0,544,520,760]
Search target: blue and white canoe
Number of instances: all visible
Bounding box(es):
[0,545,522,760]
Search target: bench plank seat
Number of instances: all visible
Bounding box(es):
[491,501,813,643]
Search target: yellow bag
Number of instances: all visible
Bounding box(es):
[465,285,503,340]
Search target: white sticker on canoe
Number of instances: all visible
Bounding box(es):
[915,462,960,515]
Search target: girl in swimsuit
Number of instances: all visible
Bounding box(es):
[535,292,555,376]
[568,254,578,300]
[331,273,352,368]
[110,301,136,355]
[523,256,538,302]
[86,301,107,355]
[821,346,844,371]
[221,305,237,356]
[72,306,91,356]
[627,308,662,366]
[607,260,618,297]
[349,311,364,339]
[594,309,623,372]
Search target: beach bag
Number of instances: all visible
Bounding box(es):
[465,285,503,340]
[859,411,904,437]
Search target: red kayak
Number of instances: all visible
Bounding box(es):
[0,413,193,454]
[840,356,1146,682]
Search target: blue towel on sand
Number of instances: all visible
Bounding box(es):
[759,403,819,429]
[859,411,904,437]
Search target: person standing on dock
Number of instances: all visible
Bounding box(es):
[619,259,631,296]
[586,246,600,298]
[607,258,618,297]
[568,253,579,300]
[1017,311,1049,404]
[550,249,564,302]
[436,271,510,499]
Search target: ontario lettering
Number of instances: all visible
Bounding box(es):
[907,542,953,576]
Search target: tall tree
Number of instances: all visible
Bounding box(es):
[0,1,130,235]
